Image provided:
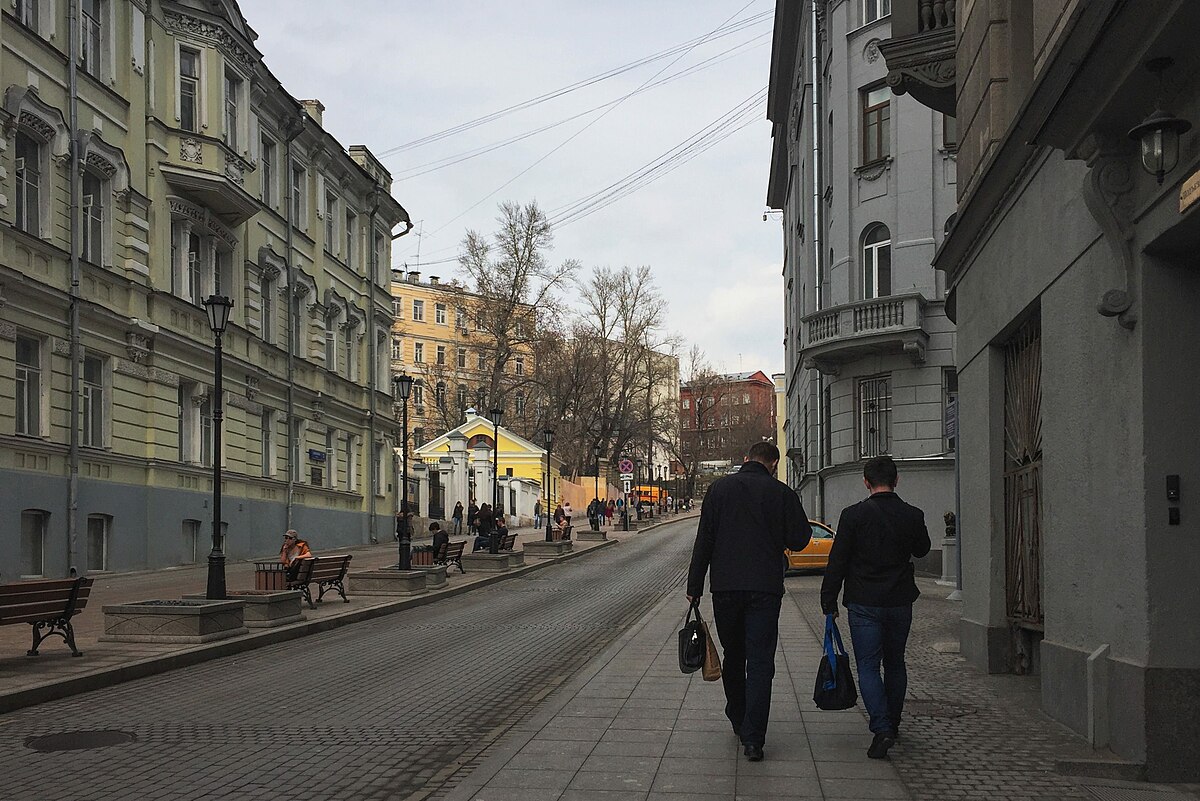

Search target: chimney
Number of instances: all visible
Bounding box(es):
[429,275,439,285]
[407,271,420,284]
[300,99,325,127]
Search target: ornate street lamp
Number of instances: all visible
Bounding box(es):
[1128,58,1193,185]
[543,428,555,542]
[202,294,233,600]
[592,443,602,531]
[489,406,503,554]
[393,372,414,570]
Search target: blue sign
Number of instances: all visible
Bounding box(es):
[308,449,327,463]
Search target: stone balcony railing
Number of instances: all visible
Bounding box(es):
[800,293,930,375]
[877,0,956,116]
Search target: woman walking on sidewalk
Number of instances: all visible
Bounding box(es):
[451,501,464,535]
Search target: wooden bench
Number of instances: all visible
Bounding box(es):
[287,554,352,609]
[0,576,94,657]
[498,533,517,552]
[435,540,466,574]
[551,524,573,542]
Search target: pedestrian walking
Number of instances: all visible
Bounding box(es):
[686,441,811,762]
[605,500,615,526]
[467,499,479,537]
[534,498,543,529]
[562,500,573,528]
[820,455,931,760]
[451,501,464,535]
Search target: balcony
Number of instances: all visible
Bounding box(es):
[800,294,930,375]
[877,0,956,116]
[158,130,260,226]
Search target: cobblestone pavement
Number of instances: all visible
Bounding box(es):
[785,576,1200,801]
[0,520,694,801]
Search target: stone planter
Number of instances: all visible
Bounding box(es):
[351,567,428,596]
[183,590,303,628]
[412,564,448,590]
[523,540,574,558]
[461,552,518,572]
[576,529,607,542]
[101,599,248,644]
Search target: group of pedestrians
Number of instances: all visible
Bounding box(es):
[687,443,930,763]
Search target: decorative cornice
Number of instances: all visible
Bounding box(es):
[228,394,263,415]
[113,359,179,387]
[163,10,257,71]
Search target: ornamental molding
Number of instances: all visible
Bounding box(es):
[864,38,882,64]
[163,10,257,71]
[169,195,206,225]
[1078,134,1138,330]
[125,331,152,363]
[85,151,117,178]
[167,195,238,249]
[52,338,71,356]
[228,393,262,415]
[245,375,259,400]
[79,130,131,194]
[3,86,70,157]
[180,137,203,164]
[113,359,178,386]
[18,111,55,141]
[855,158,891,182]
[0,321,15,340]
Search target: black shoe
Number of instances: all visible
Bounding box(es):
[744,744,764,762]
[867,731,896,760]
[892,723,901,741]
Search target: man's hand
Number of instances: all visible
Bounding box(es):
[686,595,697,605]
[825,608,839,619]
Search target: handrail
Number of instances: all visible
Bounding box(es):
[919,0,956,33]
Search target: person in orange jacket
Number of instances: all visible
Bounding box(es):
[280,530,313,568]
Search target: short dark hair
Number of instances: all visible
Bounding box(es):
[747,441,780,464]
[863,456,898,489]
[429,522,441,531]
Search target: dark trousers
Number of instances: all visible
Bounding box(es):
[847,603,913,734]
[711,591,782,747]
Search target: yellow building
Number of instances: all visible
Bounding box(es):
[389,269,535,448]
[1,0,409,576]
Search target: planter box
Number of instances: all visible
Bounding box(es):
[183,590,303,628]
[101,599,248,644]
[576,530,607,542]
[523,540,574,559]
[412,564,448,590]
[460,552,516,573]
[351,567,428,596]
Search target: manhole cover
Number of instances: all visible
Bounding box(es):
[905,699,978,718]
[25,730,137,752]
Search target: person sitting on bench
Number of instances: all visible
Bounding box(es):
[280,530,313,579]
[430,522,449,561]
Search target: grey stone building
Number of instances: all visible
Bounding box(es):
[767,0,957,575]
[880,0,1200,781]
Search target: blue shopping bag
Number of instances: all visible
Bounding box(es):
[813,614,857,710]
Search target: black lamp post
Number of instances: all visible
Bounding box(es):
[202,295,233,601]
[592,443,601,531]
[621,450,631,532]
[393,372,414,570]
[489,406,503,554]
[543,427,555,542]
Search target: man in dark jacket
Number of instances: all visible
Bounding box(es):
[687,441,811,762]
[821,455,931,760]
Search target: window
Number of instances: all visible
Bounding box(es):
[861,86,890,164]
[412,299,425,322]
[186,231,203,304]
[943,369,959,452]
[457,348,466,369]
[682,398,690,410]
[87,515,111,572]
[413,381,424,407]
[344,328,357,381]
[346,433,359,492]
[477,352,487,371]
[178,385,191,461]
[414,342,424,363]
[435,303,447,325]
[476,387,487,408]
[261,409,275,477]
[821,384,832,467]
[82,354,105,448]
[457,385,467,409]
[179,48,200,133]
[857,374,891,458]
[291,417,306,482]
[291,293,304,357]
[413,428,426,448]
[345,212,356,266]
[456,308,467,330]
[17,0,38,30]
[325,314,338,372]
[224,72,241,150]
[943,113,957,151]
[392,298,402,319]
[326,429,338,489]
[436,344,446,365]
[14,132,42,236]
[199,393,213,467]
[391,338,402,360]
[863,0,891,24]
[515,392,526,415]
[291,163,306,226]
[81,170,105,264]
[862,224,892,298]
[515,357,525,376]
[15,336,42,436]
[742,393,750,404]
[261,272,276,344]
[435,381,447,407]
[325,191,338,251]
[260,136,275,206]
[20,510,47,577]
[80,0,103,78]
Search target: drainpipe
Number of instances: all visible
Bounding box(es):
[283,114,303,529]
[66,0,81,575]
[810,0,826,523]
[367,191,381,545]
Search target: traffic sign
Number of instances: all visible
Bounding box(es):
[619,472,634,481]
[618,458,634,474]
[622,479,631,493]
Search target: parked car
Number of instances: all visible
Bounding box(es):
[785,520,836,573]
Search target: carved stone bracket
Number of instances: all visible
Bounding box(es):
[1079,136,1137,330]
[803,357,840,377]
[125,332,152,363]
[245,375,259,400]
[228,394,262,416]
[878,28,956,117]
[0,321,16,341]
[312,396,325,422]
[904,339,927,365]
[855,158,892,182]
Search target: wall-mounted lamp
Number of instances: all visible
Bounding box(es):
[1128,58,1193,186]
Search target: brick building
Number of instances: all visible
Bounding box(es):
[678,370,776,476]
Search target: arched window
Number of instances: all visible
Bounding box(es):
[515,392,526,415]
[861,224,891,299]
[457,384,468,409]
[435,381,447,407]
[476,386,487,409]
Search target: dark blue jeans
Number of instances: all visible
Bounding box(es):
[711,591,783,747]
[846,603,913,734]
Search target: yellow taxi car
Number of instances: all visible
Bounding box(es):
[785,520,837,573]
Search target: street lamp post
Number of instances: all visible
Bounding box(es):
[543,428,555,542]
[203,295,233,601]
[490,406,503,554]
[592,443,601,531]
[621,450,631,532]
[393,373,414,570]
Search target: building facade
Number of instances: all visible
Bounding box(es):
[880,0,1200,780]
[679,370,776,483]
[1,0,409,577]
[766,0,957,573]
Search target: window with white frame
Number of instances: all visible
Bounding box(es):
[15,335,44,437]
[943,368,958,452]
[862,0,890,25]
[435,303,447,325]
[17,0,38,30]
[457,348,467,369]
[21,510,47,577]
[325,311,338,372]
[392,297,402,319]
[80,0,104,78]
[261,409,275,477]
[260,135,275,206]
[743,393,750,404]
[345,211,355,266]
[455,307,467,330]
[861,223,891,298]
[375,442,386,497]
[199,392,214,467]
[857,374,891,458]
[82,354,106,448]
[14,131,44,237]
[260,273,276,345]
[391,337,402,361]
[436,344,446,366]
[374,232,386,285]
[414,341,424,363]
[413,380,424,407]
[515,356,525,376]
[475,386,486,409]
[326,428,338,489]
[291,417,306,482]
[224,72,241,150]
[87,514,111,571]
[457,384,467,409]
[179,47,200,133]
[477,352,486,371]
[412,299,425,322]
[81,169,107,265]
[682,398,690,410]
[346,433,359,492]
[435,381,447,408]
[325,191,338,252]
[861,85,891,164]
[515,392,526,415]
[344,325,358,381]
[291,162,306,227]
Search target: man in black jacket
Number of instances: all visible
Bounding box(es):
[820,455,931,760]
[687,441,811,762]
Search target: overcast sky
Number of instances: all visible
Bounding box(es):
[245,0,782,376]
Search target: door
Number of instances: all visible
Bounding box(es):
[1003,319,1044,629]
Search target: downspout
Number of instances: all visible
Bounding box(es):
[283,114,303,529]
[67,0,81,575]
[367,191,381,545]
[810,0,826,523]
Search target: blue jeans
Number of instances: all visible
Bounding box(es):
[711,591,783,747]
[846,603,913,734]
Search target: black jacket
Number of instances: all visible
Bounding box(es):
[820,492,932,612]
[687,461,812,598]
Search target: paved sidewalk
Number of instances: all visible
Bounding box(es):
[443,585,910,801]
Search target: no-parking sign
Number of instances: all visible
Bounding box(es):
[618,458,634,474]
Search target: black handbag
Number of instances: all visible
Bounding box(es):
[677,601,705,674]
[813,614,858,710]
